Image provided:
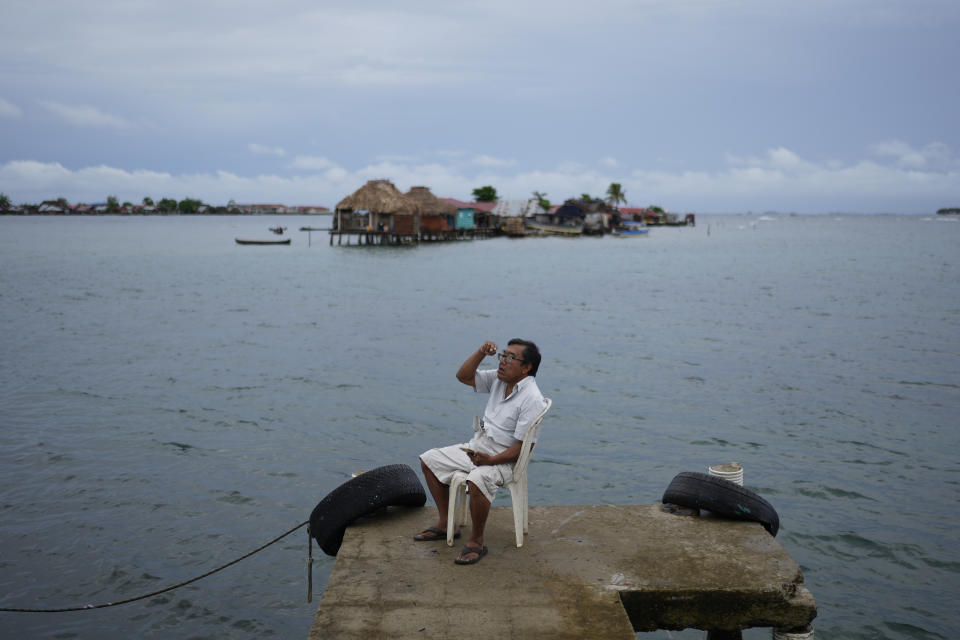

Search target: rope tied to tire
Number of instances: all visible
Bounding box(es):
[0,463,426,614]
[0,520,309,613]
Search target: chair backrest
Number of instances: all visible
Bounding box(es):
[513,398,552,476]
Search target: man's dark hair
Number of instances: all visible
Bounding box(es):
[508,338,541,377]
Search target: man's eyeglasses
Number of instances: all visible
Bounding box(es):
[497,352,525,364]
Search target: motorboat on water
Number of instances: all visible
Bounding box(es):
[613,221,649,236]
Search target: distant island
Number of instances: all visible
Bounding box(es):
[937,208,960,215]
[0,195,329,216]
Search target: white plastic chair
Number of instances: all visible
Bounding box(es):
[446,398,552,547]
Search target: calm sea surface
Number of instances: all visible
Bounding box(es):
[1,214,958,639]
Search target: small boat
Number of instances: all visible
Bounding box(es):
[526,221,584,236]
[235,238,291,245]
[269,226,287,234]
[613,221,649,237]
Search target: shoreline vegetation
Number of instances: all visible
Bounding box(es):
[0,191,953,218]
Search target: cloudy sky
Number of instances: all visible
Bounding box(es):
[1,0,957,213]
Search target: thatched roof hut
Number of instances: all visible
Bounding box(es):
[405,186,457,216]
[335,179,419,214]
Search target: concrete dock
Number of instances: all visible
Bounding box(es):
[309,504,816,639]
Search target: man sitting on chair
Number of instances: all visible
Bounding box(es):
[415,338,546,565]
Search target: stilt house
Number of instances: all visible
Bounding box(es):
[334,179,420,233]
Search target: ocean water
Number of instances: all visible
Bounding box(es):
[0,214,957,639]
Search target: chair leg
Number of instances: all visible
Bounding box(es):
[446,490,458,547]
[525,479,530,535]
[510,483,525,548]
[458,483,468,527]
[447,476,466,547]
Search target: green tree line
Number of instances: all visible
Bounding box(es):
[0,193,209,214]
[471,182,652,212]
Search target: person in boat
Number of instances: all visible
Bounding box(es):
[414,339,546,564]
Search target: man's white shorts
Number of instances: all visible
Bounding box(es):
[419,434,515,503]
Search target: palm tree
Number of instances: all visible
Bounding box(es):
[532,191,549,211]
[1,193,12,210]
[606,183,626,210]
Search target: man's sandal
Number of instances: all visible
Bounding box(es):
[413,527,460,542]
[454,545,488,565]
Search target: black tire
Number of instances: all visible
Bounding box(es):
[661,471,780,537]
[309,464,426,556]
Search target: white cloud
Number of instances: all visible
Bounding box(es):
[870,140,925,167]
[40,101,135,129]
[473,154,517,168]
[249,143,287,157]
[0,98,22,118]
[374,153,422,165]
[766,147,812,171]
[869,139,955,170]
[725,147,817,174]
[289,155,336,170]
